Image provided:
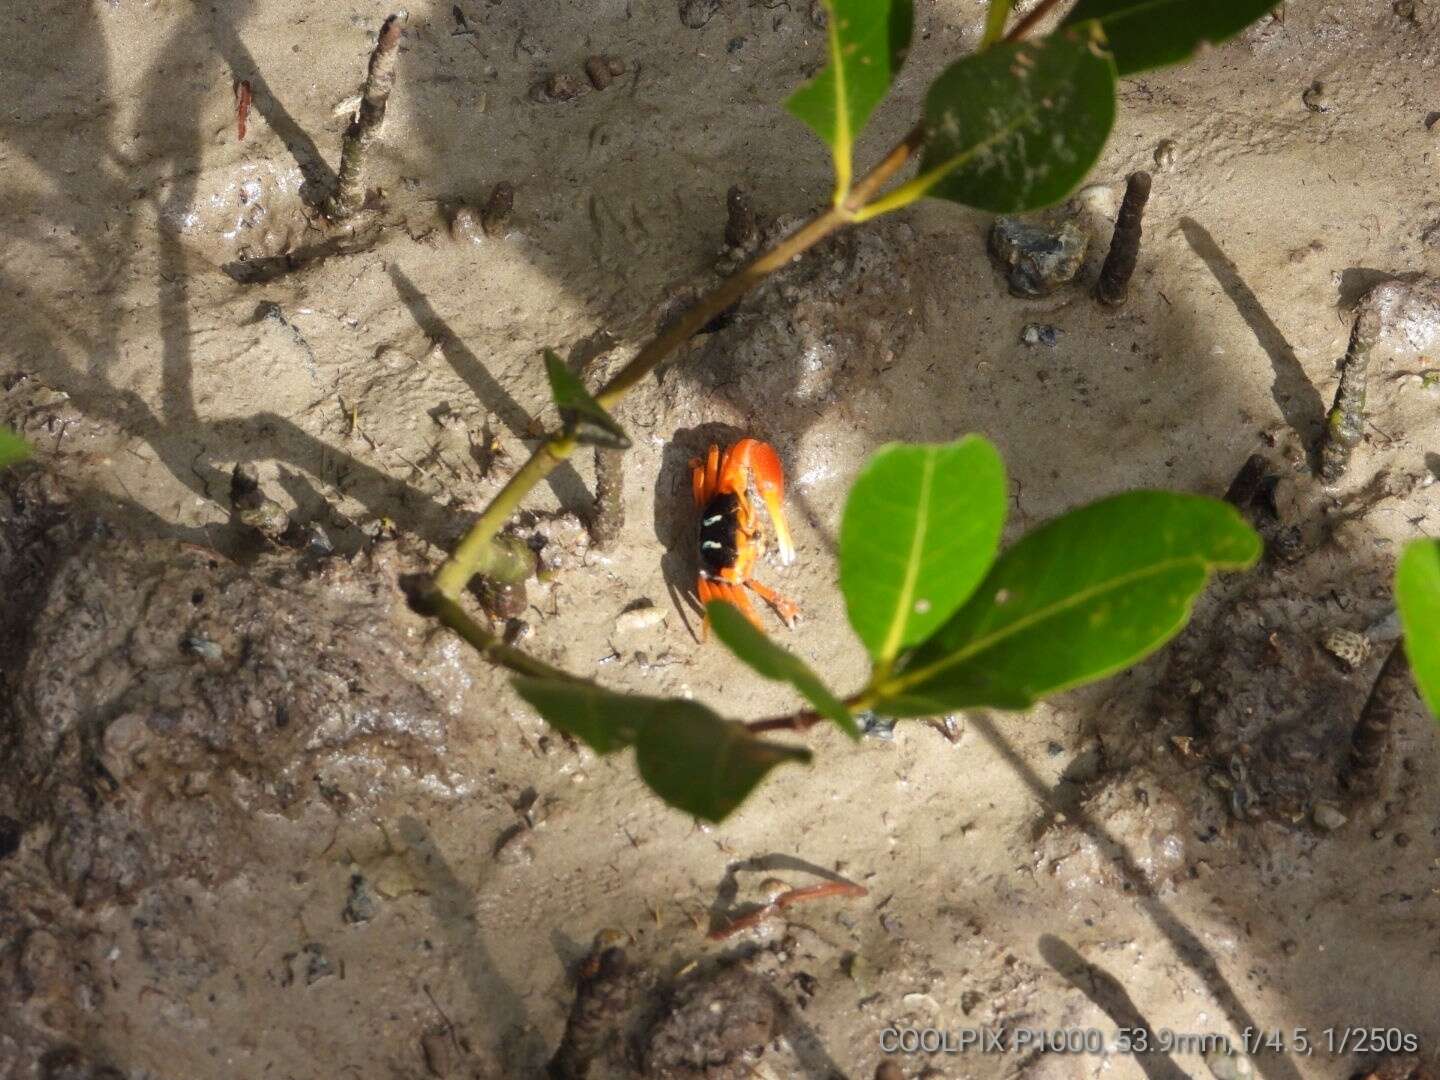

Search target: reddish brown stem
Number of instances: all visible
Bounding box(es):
[1004,0,1074,42]
[707,881,868,941]
[235,80,253,141]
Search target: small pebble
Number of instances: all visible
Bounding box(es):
[1205,1048,1254,1080]
[533,72,584,102]
[343,873,378,924]
[1021,323,1061,348]
[482,182,514,237]
[1301,81,1333,113]
[1312,802,1348,831]
[585,55,618,90]
[1319,627,1371,670]
[1153,138,1178,170]
[615,604,666,634]
[450,206,484,244]
[989,217,1088,298]
[758,878,791,902]
[679,0,720,28]
[182,635,223,661]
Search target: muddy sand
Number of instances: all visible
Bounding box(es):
[4,0,1440,1077]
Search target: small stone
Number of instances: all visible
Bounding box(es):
[1205,1048,1254,1080]
[534,72,584,102]
[989,217,1088,298]
[343,873,378,924]
[758,878,790,902]
[182,635,223,661]
[1301,81,1333,113]
[481,182,514,237]
[449,205,485,244]
[858,711,896,741]
[1020,323,1061,347]
[615,603,666,634]
[679,0,720,28]
[585,55,615,90]
[1153,138,1178,170]
[1313,802,1348,831]
[421,1032,452,1077]
[1319,627,1371,670]
[302,943,335,985]
[237,497,289,538]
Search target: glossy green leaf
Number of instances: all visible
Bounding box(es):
[786,0,914,198]
[870,25,1116,217]
[512,677,645,753]
[839,438,1007,664]
[1396,539,1440,718]
[1062,0,1276,76]
[634,706,811,822]
[0,428,29,469]
[874,492,1260,716]
[543,349,630,450]
[707,601,860,740]
[981,0,1012,47]
[512,677,810,821]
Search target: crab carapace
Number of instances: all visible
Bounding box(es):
[689,438,798,632]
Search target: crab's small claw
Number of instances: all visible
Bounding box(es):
[731,439,796,565]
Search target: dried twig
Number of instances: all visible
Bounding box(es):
[707,881,868,941]
[546,947,632,1080]
[235,80,253,142]
[324,15,403,221]
[1320,301,1383,484]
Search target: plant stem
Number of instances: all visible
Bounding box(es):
[415,585,583,683]
[324,15,403,221]
[746,689,878,733]
[432,122,925,600]
[1003,0,1073,42]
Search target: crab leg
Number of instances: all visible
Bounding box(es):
[699,576,763,631]
[744,578,799,627]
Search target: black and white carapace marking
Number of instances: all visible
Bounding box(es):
[697,492,740,578]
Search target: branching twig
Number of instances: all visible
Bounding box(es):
[432,122,926,600]
[707,880,869,941]
[1003,0,1074,42]
[324,15,403,221]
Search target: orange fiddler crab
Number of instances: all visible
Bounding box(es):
[690,438,799,632]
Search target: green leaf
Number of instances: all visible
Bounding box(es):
[543,349,631,450]
[786,0,914,199]
[512,677,645,753]
[839,437,1007,664]
[1396,540,1440,718]
[981,0,1012,48]
[866,25,1116,218]
[874,491,1260,716]
[1062,0,1276,76]
[635,706,810,822]
[0,428,30,469]
[707,601,860,740]
[512,677,811,821]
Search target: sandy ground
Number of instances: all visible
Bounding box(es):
[4,0,1440,1077]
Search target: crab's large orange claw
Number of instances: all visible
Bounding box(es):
[729,439,795,565]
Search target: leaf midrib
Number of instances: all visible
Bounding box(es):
[878,450,936,660]
[884,553,1214,693]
